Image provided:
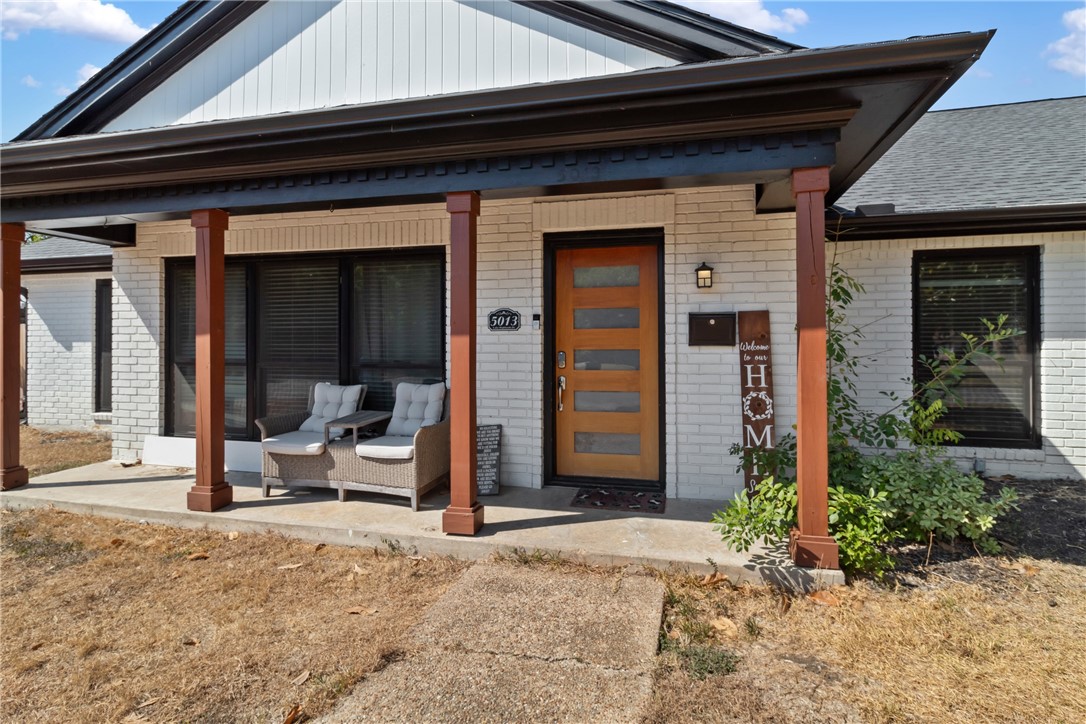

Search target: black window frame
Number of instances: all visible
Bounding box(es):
[911,245,1041,449]
[165,247,445,441]
[94,278,112,413]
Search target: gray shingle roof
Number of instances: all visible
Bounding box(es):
[21,236,112,260]
[838,96,1086,214]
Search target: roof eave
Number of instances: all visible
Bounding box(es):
[21,255,112,274]
[828,203,1086,241]
[518,0,801,61]
[1,31,994,215]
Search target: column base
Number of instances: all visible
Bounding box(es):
[187,482,233,512]
[0,465,29,491]
[443,503,484,536]
[789,528,840,570]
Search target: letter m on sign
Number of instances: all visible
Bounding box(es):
[745,424,773,448]
[737,311,775,495]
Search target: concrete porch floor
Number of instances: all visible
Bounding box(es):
[0,461,841,586]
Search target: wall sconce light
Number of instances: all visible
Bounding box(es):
[695,262,714,289]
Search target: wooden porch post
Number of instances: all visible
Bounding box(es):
[790,167,840,569]
[443,191,484,535]
[1,223,29,491]
[187,209,232,512]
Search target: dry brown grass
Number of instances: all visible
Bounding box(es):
[0,508,469,723]
[645,559,1086,723]
[20,427,111,478]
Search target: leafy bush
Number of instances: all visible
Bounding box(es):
[713,262,1019,574]
[863,451,1017,553]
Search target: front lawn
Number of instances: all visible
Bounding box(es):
[0,509,468,722]
[19,426,111,478]
[1,478,1082,723]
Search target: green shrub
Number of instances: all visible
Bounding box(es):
[862,451,1017,554]
[711,476,895,573]
[714,261,1021,575]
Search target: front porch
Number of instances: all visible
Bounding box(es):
[1,30,995,572]
[0,459,840,587]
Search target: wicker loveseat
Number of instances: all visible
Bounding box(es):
[256,382,450,511]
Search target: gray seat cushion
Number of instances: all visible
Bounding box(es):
[385,382,445,438]
[262,431,327,456]
[298,382,365,438]
[355,436,416,460]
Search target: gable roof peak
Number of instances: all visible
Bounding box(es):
[15,0,800,141]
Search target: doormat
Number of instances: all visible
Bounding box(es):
[571,488,666,514]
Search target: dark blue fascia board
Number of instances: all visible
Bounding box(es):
[2,131,837,224]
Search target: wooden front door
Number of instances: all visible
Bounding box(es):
[553,243,660,485]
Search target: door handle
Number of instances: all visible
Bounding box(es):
[557,375,566,411]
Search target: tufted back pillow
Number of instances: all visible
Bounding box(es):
[298,383,365,437]
[385,382,445,438]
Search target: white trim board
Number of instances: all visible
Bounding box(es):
[141,435,262,473]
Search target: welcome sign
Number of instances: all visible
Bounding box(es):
[737,310,776,494]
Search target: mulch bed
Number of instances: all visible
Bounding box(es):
[886,475,1085,591]
[571,487,666,514]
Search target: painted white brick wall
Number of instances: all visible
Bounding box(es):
[111,243,165,460]
[532,188,797,501]
[111,193,1083,496]
[23,271,111,429]
[832,231,1086,480]
[478,199,541,487]
[116,190,788,499]
[668,190,797,501]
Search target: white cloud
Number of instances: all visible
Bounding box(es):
[51,61,104,99]
[20,74,41,88]
[1,0,149,43]
[77,62,102,85]
[675,0,809,34]
[1046,7,1085,77]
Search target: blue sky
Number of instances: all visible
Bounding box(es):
[1,1,1083,141]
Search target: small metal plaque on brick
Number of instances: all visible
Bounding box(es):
[487,308,521,331]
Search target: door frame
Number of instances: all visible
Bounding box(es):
[543,228,666,491]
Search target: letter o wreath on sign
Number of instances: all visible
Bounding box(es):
[742,391,773,421]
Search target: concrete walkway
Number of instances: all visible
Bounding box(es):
[319,561,665,723]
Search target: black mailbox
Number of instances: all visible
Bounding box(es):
[689,313,737,346]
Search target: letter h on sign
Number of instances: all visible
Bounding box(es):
[744,364,769,389]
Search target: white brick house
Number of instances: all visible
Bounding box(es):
[2,1,1082,567]
[20,238,113,430]
[834,98,1086,481]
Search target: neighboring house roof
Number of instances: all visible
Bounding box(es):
[832,97,1086,240]
[21,236,112,273]
[14,0,798,142]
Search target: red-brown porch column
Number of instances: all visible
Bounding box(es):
[187,209,232,512]
[443,191,484,535]
[790,167,840,569]
[1,223,29,491]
